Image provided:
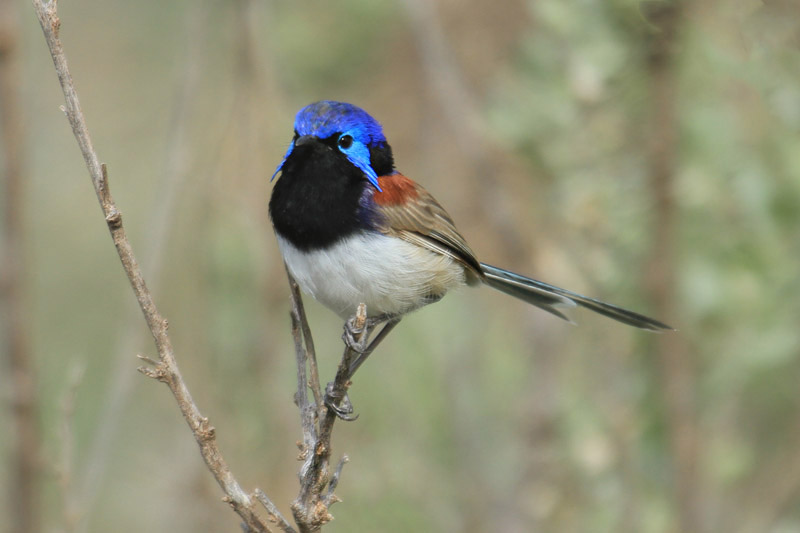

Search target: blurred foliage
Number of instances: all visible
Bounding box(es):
[2,0,800,532]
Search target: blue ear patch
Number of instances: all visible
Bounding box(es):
[347,154,381,190]
[341,137,382,191]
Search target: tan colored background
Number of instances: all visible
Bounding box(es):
[3,1,800,532]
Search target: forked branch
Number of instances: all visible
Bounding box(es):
[287,271,365,531]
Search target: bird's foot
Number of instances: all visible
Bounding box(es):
[342,313,393,353]
[342,316,370,353]
[324,381,358,421]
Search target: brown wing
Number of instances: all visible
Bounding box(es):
[373,174,484,278]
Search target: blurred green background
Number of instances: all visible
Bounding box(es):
[2,0,800,532]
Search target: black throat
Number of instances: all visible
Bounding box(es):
[269,139,370,251]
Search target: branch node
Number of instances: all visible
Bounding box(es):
[47,6,60,36]
[105,208,122,229]
[314,441,329,457]
[198,417,216,441]
[136,361,168,382]
[308,501,333,528]
[296,440,309,461]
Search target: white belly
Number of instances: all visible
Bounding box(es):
[276,232,467,319]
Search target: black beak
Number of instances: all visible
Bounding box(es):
[295,135,316,147]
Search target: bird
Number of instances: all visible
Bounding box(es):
[269,101,672,382]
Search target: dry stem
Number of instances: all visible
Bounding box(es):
[288,270,364,532]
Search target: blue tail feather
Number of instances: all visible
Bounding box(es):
[480,263,673,331]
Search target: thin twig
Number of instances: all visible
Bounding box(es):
[287,267,323,413]
[290,283,317,472]
[287,270,364,531]
[31,1,274,531]
[323,455,349,507]
[254,489,296,533]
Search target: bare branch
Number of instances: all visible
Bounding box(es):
[290,285,317,469]
[31,1,275,530]
[323,455,349,508]
[287,267,322,416]
[254,489,297,533]
[286,270,365,531]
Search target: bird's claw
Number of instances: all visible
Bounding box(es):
[342,313,396,352]
[324,381,359,421]
[342,316,370,353]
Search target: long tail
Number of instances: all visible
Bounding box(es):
[480,263,673,331]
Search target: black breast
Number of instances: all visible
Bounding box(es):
[269,140,370,251]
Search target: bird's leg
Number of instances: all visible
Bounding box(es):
[341,313,394,352]
[325,316,402,421]
[347,318,401,378]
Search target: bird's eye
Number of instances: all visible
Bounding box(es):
[337,134,354,150]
